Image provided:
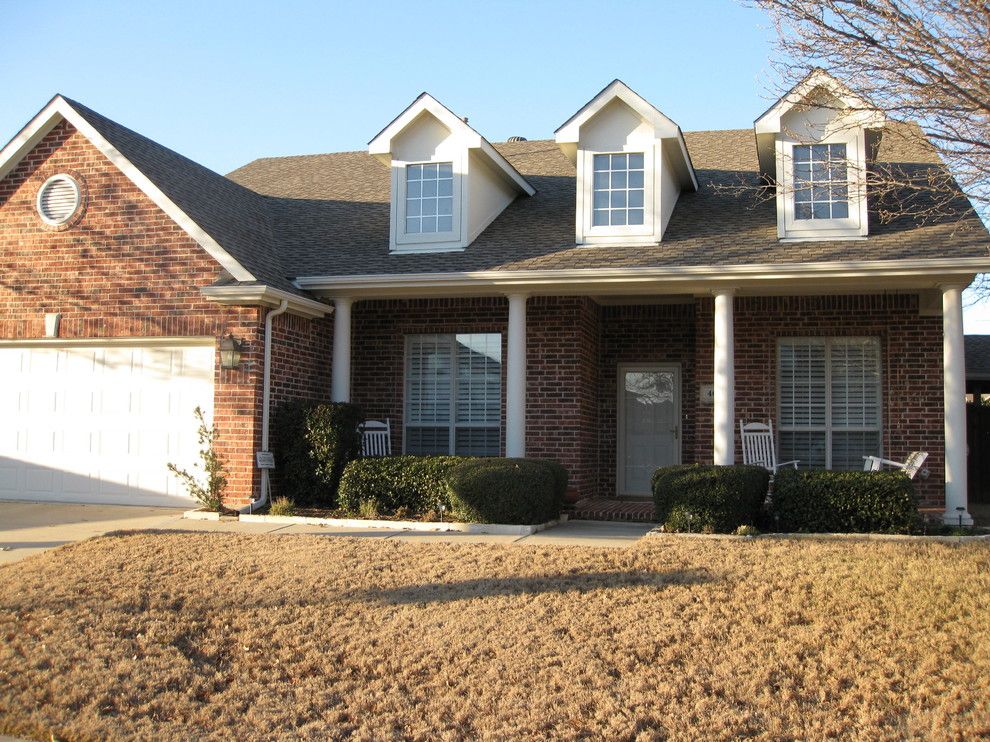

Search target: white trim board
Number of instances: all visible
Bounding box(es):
[0,96,255,283]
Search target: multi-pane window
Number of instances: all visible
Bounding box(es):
[778,338,881,470]
[592,153,645,227]
[793,143,849,220]
[405,334,501,456]
[405,162,453,234]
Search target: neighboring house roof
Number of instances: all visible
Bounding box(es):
[227,123,989,279]
[966,335,990,380]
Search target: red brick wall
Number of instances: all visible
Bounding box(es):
[269,312,333,409]
[0,119,265,506]
[691,294,944,507]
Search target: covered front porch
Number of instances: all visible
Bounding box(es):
[303,268,973,525]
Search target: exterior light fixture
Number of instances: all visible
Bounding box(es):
[219,334,243,369]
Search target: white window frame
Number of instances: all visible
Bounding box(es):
[777,129,868,240]
[777,336,883,469]
[403,333,502,456]
[392,158,463,252]
[579,146,657,243]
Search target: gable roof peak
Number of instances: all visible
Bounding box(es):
[367,91,534,196]
[754,69,885,134]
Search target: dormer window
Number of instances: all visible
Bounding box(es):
[405,162,454,234]
[555,80,698,246]
[368,93,534,254]
[593,153,645,227]
[793,144,848,220]
[754,69,885,241]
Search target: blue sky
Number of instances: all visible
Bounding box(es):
[4,0,989,329]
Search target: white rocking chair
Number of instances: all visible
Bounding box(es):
[740,420,799,473]
[359,419,392,457]
[862,451,929,479]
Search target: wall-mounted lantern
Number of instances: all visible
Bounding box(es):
[219,334,243,369]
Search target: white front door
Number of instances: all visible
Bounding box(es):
[0,342,214,507]
[617,364,681,496]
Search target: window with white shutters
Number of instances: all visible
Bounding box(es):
[405,334,501,455]
[778,337,881,470]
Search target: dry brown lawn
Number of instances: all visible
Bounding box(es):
[1,532,988,741]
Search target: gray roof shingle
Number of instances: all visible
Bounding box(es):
[62,97,303,295]
[966,335,990,379]
[227,124,989,279]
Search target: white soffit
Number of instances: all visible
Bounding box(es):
[554,79,698,191]
[368,92,535,196]
[0,95,256,282]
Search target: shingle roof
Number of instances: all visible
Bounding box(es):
[227,124,989,279]
[62,98,303,295]
[966,335,990,379]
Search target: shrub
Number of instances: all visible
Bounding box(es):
[448,458,561,525]
[167,406,227,512]
[272,400,363,507]
[338,456,567,524]
[337,455,468,515]
[770,468,918,533]
[269,497,296,517]
[652,464,770,533]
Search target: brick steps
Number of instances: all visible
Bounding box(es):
[568,498,656,523]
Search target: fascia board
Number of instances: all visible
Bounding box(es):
[200,285,331,318]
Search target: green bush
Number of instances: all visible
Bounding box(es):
[534,459,570,506]
[448,458,561,525]
[770,468,918,533]
[272,400,363,507]
[651,464,770,533]
[338,456,567,524]
[337,455,468,515]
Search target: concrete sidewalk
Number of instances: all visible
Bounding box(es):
[0,502,655,564]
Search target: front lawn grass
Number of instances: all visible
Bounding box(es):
[1,533,988,740]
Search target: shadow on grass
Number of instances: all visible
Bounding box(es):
[347,568,713,606]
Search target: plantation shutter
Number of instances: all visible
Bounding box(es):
[778,340,827,467]
[405,334,501,456]
[454,334,502,455]
[405,336,452,454]
[778,337,881,470]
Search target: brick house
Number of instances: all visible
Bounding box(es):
[1,72,987,524]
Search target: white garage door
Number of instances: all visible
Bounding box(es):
[0,342,215,507]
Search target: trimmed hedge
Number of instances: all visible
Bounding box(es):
[770,468,918,533]
[652,464,770,533]
[338,456,567,524]
[272,400,363,507]
[448,458,562,525]
[337,455,468,515]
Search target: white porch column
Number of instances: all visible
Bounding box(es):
[713,289,736,465]
[506,293,528,457]
[331,297,353,403]
[942,285,973,525]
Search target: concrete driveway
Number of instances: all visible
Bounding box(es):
[0,501,187,565]
[0,502,656,566]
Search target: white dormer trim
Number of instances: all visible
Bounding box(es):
[555,80,697,246]
[369,93,534,254]
[754,70,885,241]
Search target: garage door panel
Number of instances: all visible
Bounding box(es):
[0,343,213,507]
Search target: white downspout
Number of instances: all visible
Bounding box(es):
[246,299,289,513]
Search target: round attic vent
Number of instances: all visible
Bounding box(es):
[507,136,528,142]
[37,174,81,225]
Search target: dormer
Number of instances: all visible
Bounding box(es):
[555,80,697,246]
[369,93,534,254]
[755,69,885,241]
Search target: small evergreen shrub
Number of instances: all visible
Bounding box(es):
[534,459,570,506]
[337,455,468,515]
[338,456,567,524]
[652,464,770,533]
[770,468,918,533]
[272,400,363,507]
[448,458,561,525]
[269,497,296,517]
